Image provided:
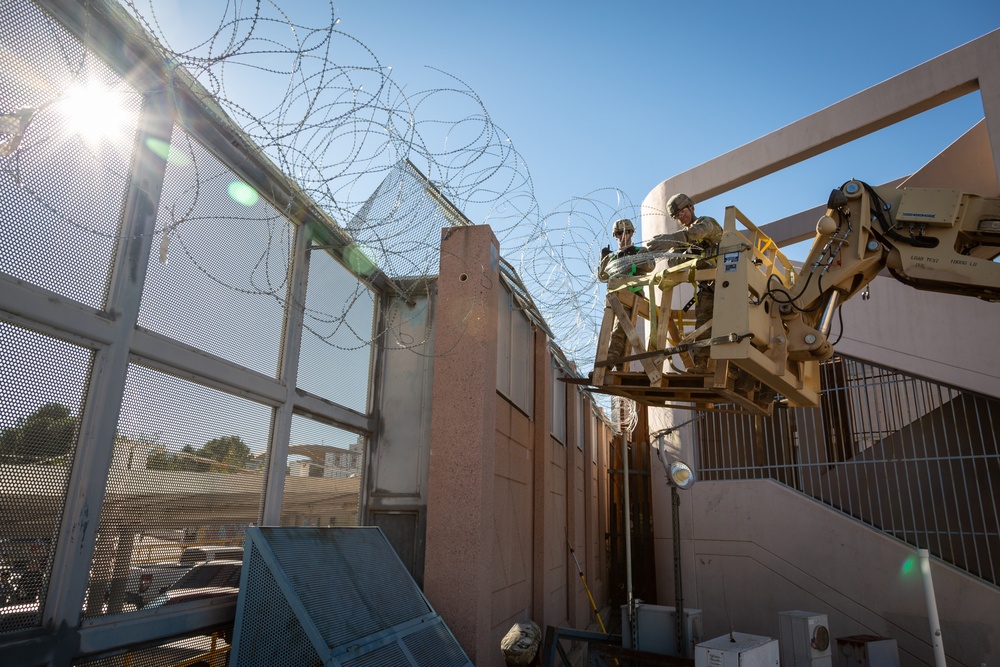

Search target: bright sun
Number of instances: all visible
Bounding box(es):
[59,81,128,147]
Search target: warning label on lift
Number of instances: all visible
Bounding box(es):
[724,251,740,272]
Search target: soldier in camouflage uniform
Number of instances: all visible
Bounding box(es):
[646,193,723,371]
[597,218,655,371]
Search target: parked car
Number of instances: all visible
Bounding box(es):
[143,560,243,611]
[143,585,241,610]
[164,559,243,594]
[125,546,243,609]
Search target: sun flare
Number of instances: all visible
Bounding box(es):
[59,81,128,147]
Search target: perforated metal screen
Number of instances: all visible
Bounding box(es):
[1,0,380,659]
[0,0,142,311]
[231,527,471,667]
[82,363,271,618]
[0,326,94,633]
[345,160,470,290]
[138,124,293,378]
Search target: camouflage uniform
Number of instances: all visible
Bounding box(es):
[598,219,654,370]
[646,195,723,369]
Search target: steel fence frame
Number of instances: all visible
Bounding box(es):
[697,355,1000,588]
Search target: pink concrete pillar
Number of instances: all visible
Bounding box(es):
[424,225,500,665]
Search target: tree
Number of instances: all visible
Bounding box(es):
[145,435,250,473]
[200,435,251,473]
[0,402,78,463]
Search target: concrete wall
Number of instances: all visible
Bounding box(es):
[651,479,1000,667]
[836,274,1000,400]
[384,225,614,666]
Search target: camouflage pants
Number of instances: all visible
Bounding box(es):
[607,309,632,370]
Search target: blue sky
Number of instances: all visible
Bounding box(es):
[324,0,998,254]
[125,0,1000,368]
[138,0,1000,255]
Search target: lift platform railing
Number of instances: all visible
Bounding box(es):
[583,207,804,415]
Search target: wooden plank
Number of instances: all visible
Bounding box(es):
[608,296,662,384]
[592,300,616,386]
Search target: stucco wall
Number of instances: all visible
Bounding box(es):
[491,395,536,645]
[836,274,1000,400]
[415,224,615,666]
[486,385,613,665]
[651,479,999,667]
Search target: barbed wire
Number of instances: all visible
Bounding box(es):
[0,0,676,380]
[611,396,638,436]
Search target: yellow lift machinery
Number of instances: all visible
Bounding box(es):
[576,181,1000,416]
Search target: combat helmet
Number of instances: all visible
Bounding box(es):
[612,218,635,236]
[667,193,694,217]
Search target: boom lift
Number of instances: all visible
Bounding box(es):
[579,181,1000,415]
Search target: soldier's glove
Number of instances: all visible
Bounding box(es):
[646,230,689,254]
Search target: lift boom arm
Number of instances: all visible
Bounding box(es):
[712,180,1000,406]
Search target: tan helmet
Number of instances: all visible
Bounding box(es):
[667,193,694,217]
[612,218,635,236]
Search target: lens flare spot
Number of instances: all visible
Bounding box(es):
[146,137,191,165]
[900,555,917,576]
[344,244,376,277]
[228,181,259,207]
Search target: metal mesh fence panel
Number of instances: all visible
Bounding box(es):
[264,528,430,649]
[345,160,470,288]
[0,0,141,311]
[341,643,411,667]
[297,250,375,413]
[401,622,471,667]
[281,415,364,527]
[231,527,470,666]
[696,354,1000,586]
[82,362,272,619]
[231,542,322,667]
[137,124,293,378]
[1,0,388,660]
[0,322,93,633]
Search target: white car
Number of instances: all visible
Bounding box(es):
[124,546,243,609]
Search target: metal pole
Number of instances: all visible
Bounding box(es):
[818,290,842,336]
[918,549,947,667]
[622,435,636,649]
[673,486,685,656]
[568,541,607,634]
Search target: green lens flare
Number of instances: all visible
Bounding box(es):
[344,244,376,277]
[900,555,917,576]
[145,137,191,165]
[228,181,259,207]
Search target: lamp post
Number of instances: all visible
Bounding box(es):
[655,431,696,657]
[622,434,636,650]
[667,460,695,656]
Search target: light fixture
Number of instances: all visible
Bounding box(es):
[669,460,695,490]
[653,431,696,491]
